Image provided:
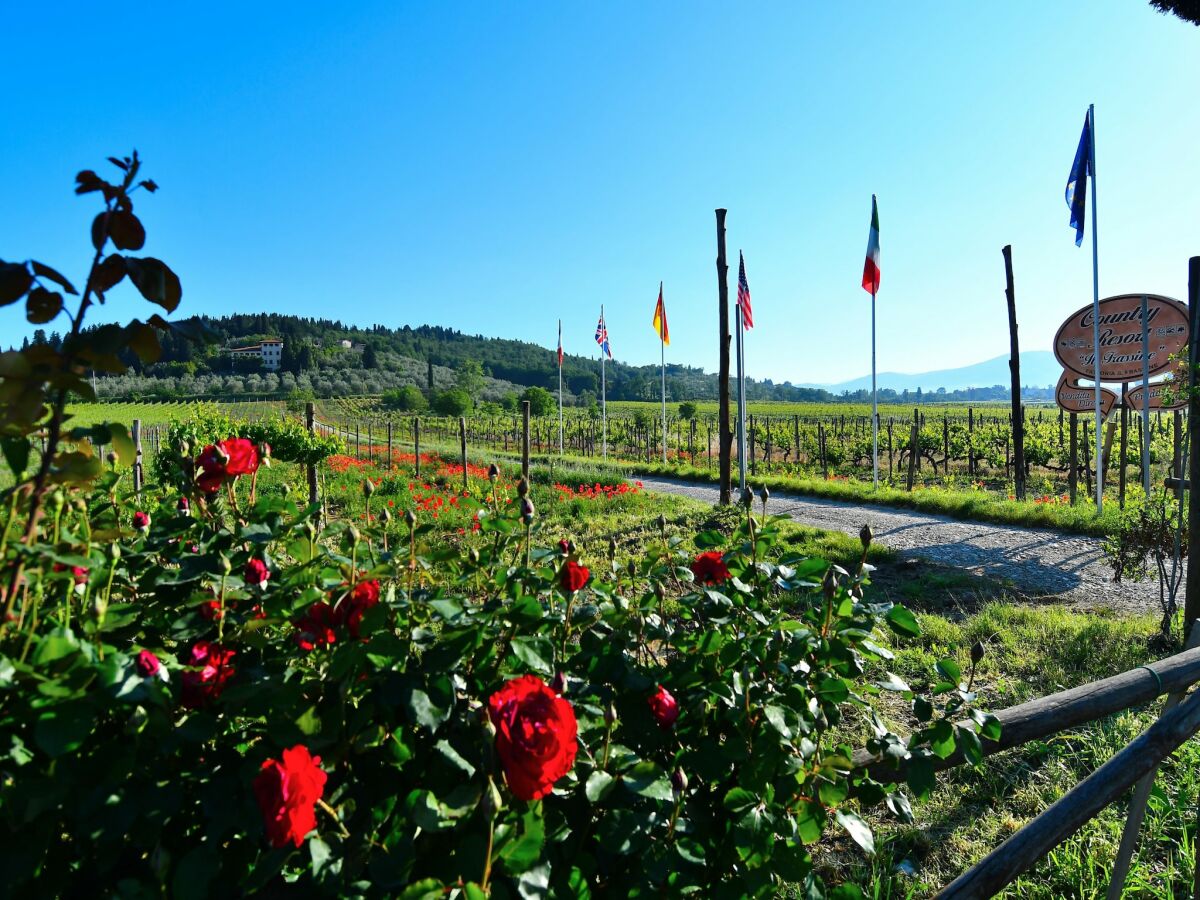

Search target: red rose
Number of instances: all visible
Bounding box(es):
[339,580,380,638]
[648,685,679,728]
[244,558,270,586]
[488,674,578,801]
[691,551,730,585]
[132,511,151,531]
[199,600,224,621]
[136,649,162,678]
[180,641,236,708]
[195,444,228,493]
[221,437,259,477]
[253,745,328,848]
[294,601,339,651]
[560,560,589,594]
[53,563,89,585]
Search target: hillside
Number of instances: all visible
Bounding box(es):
[25,313,1052,405]
[801,351,1061,394]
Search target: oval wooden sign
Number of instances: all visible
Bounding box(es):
[1126,381,1187,412]
[1055,371,1117,419]
[1052,294,1188,383]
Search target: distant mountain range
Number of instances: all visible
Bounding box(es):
[800,351,1062,394]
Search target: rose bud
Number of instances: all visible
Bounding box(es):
[362,479,375,498]
[519,497,535,523]
[516,477,530,498]
[244,558,270,587]
[656,514,667,534]
[860,523,873,550]
[671,767,688,795]
[347,525,360,543]
[468,547,480,564]
[487,463,500,482]
[259,442,272,466]
[558,539,574,556]
[607,537,617,560]
[647,685,679,729]
[379,507,392,525]
[604,702,618,727]
[739,488,754,508]
[759,485,770,508]
[550,671,566,695]
[177,496,191,514]
[971,640,986,665]
[404,510,417,527]
[281,482,290,497]
[106,451,118,465]
[218,553,232,575]
[179,440,190,457]
[132,511,151,531]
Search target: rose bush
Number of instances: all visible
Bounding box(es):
[0,155,997,898]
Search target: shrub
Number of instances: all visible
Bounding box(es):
[382,385,428,412]
[678,401,698,420]
[0,154,994,897]
[433,387,474,416]
[521,385,555,416]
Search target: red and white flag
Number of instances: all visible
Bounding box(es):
[862,194,881,295]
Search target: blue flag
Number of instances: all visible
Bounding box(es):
[1065,111,1092,247]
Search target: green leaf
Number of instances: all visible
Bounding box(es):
[309,837,332,877]
[694,530,725,549]
[906,756,936,799]
[463,885,488,900]
[398,878,444,900]
[936,658,962,684]
[0,260,32,305]
[829,886,865,900]
[428,597,463,621]
[585,770,615,803]
[0,436,30,479]
[877,673,911,693]
[912,696,934,722]
[172,846,219,900]
[795,799,825,844]
[517,863,551,900]
[818,779,849,806]
[764,704,793,739]
[929,720,956,759]
[30,260,77,295]
[434,739,476,778]
[510,635,554,675]
[508,595,544,625]
[34,703,95,757]
[956,724,984,767]
[723,787,757,814]
[33,628,80,665]
[885,605,920,638]
[26,287,63,324]
[405,675,454,731]
[835,809,875,856]
[124,256,182,313]
[498,808,545,874]
[623,761,673,801]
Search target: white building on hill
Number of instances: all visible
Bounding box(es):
[228,339,284,371]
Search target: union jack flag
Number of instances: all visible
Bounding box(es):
[737,252,753,329]
[595,311,612,358]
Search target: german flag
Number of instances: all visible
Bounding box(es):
[651,282,669,345]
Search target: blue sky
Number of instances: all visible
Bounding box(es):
[3,2,1198,384]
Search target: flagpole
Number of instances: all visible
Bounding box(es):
[735,300,747,492]
[601,305,607,460]
[661,335,667,465]
[871,288,879,489]
[1089,102,1102,513]
[558,319,564,456]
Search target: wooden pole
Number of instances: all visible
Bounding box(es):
[1186,256,1200,632]
[305,403,318,506]
[906,421,918,492]
[458,417,468,494]
[939,687,1200,899]
[716,209,732,504]
[521,400,531,482]
[1119,382,1129,509]
[414,418,421,479]
[1069,412,1078,505]
[132,419,143,498]
[1003,245,1025,500]
[386,421,393,469]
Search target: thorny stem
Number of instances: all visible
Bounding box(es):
[216,572,227,642]
[317,799,351,840]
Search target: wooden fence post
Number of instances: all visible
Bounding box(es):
[305,402,318,506]
[386,421,393,469]
[459,417,468,493]
[132,419,143,498]
[1003,244,1025,500]
[1119,384,1129,509]
[968,407,975,477]
[906,421,918,492]
[414,418,421,479]
[521,401,531,481]
[1106,622,1200,899]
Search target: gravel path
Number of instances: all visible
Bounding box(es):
[639,476,1180,613]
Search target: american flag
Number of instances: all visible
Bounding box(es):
[594,311,612,358]
[737,251,753,329]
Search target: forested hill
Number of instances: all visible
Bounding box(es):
[20,312,1048,404]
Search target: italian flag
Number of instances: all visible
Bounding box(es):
[861,194,880,295]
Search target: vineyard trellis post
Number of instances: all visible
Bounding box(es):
[1069,412,1078,505]
[458,417,468,494]
[1119,383,1129,509]
[521,400,530,482]
[1003,245,1025,501]
[1140,293,1152,495]
[305,402,318,507]
[414,418,421,479]
[132,419,143,498]
[386,421,392,470]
